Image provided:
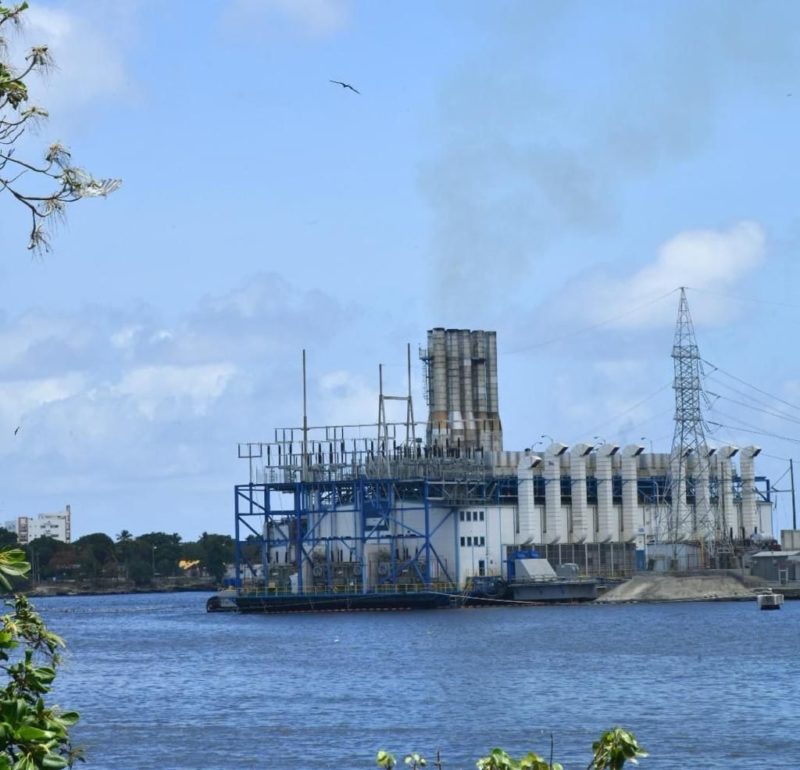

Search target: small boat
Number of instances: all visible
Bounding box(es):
[756,590,784,611]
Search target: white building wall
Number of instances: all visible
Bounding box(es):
[15,505,71,545]
[448,503,516,585]
[756,501,773,538]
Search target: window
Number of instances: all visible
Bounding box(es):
[479,511,484,521]
[459,511,464,521]
[460,536,465,547]
[467,536,473,546]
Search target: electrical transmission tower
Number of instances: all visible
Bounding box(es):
[658,287,717,552]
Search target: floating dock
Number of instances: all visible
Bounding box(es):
[756,590,784,610]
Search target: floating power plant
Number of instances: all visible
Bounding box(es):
[223,294,774,613]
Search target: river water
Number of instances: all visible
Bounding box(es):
[31,592,799,770]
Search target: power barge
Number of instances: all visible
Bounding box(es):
[215,326,772,616]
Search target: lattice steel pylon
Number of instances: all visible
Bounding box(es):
[656,287,717,551]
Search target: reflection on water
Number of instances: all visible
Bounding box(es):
[34,593,800,770]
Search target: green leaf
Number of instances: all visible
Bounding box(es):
[11,754,35,770]
[17,725,56,741]
[55,711,79,727]
[41,756,68,770]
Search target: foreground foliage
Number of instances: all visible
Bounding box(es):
[0,1,119,253]
[0,548,79,769]
[377,728,647,770]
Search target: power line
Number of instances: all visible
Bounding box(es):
[704,359,800,414]
[688,286,800,312]
[585,384,672,435]
[707,414,800,446]
[705,373,800,422]
[707,390,800,427]
[501,288,679,355]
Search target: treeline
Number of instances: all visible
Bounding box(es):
[0,528,235,587]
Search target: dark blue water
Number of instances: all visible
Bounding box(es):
[31,593,799,770]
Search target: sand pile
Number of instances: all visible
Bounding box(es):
[597,572,764,603]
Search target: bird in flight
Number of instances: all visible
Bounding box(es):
[330,80,360,94]
[13,426,20,436]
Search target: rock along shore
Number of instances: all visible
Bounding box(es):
[596,571,767,603]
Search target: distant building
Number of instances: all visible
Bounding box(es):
[14,505,72,545]
[750,550,800,583]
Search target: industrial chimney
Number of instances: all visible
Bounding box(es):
[421,328,503,453]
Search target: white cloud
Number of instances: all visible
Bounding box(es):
[112,363,237,420]
[110,325,142,349]
[627,221,765,307]
[0,315,69,365]
[226,0,351,38]
[0,273,360,535]
[548,221,766,330]
[0,373,87,421]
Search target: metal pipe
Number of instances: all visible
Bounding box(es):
[302,350,308,482]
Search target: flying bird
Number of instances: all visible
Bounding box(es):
[330,80,360,94]
[13,426,19,436]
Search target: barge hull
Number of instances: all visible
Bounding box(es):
[233,590,452,614]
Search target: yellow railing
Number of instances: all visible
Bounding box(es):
[237,581,458,598]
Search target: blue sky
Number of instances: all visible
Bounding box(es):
[1,0,799,540]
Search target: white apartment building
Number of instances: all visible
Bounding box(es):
[13,505,72,545]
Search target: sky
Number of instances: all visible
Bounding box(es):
[1,0,799,541]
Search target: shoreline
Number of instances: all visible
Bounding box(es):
[9,580,218,600]
[7,573,798,604]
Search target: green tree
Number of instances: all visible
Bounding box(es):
[0,548,80,768]
[0,2,120,254]
[25,537,71,582]
[198,532,234,584]
[114,530,136,580]
[0,529,16,549]
[178,541,203,563]
[126,559,152,587]
[137,533,181,577]
[72,533,117,579]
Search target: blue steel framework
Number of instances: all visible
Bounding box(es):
[234,476,499,595]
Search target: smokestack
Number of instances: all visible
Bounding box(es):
[423,328,504,453]
[446,329,464,446]
[426,328,448,449]
[460,329,476,447]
